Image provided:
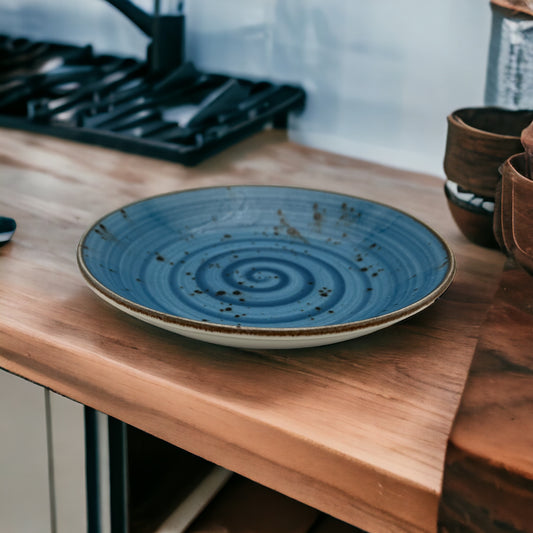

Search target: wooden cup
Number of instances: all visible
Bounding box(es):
[443,107,533,248]
[494,153,533,275]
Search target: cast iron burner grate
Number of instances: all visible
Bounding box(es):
[0,35,305,165]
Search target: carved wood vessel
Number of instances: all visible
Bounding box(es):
[444,107,533,248]
[494,153,533,275]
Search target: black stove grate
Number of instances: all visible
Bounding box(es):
[0,36,305,165]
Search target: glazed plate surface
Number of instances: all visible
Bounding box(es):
[77,186,455,348]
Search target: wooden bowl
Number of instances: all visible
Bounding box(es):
[443,107,533,247]
[444,107,533,196]
[444,180,498,248]
[494,153,533,275]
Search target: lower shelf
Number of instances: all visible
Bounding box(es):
[168,474,366,533]
[104,421,366,533]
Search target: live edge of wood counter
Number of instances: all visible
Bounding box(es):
[439,260,533,533]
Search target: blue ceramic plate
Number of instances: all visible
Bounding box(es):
[77,186,455,348]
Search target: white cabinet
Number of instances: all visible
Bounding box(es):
[0,369,86,533]
[0,369,52,533]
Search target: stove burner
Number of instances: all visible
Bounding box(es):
[0,36,305,165]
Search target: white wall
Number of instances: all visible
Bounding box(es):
[0,0,492,177]
[187,0,492,177]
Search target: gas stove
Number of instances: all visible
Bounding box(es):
[0,35,305,165]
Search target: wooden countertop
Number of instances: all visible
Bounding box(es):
[0,128,505,533]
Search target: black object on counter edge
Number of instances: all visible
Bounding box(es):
[0,216,16,247]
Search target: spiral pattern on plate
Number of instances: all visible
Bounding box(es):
[164,241,352,326]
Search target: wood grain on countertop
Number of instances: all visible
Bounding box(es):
[439,260,533,533]
[0,128,505,533]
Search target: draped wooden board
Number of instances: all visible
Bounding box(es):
[439,260,533,532]
[0,128,505,533]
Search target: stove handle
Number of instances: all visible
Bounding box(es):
[105,0,186,74]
